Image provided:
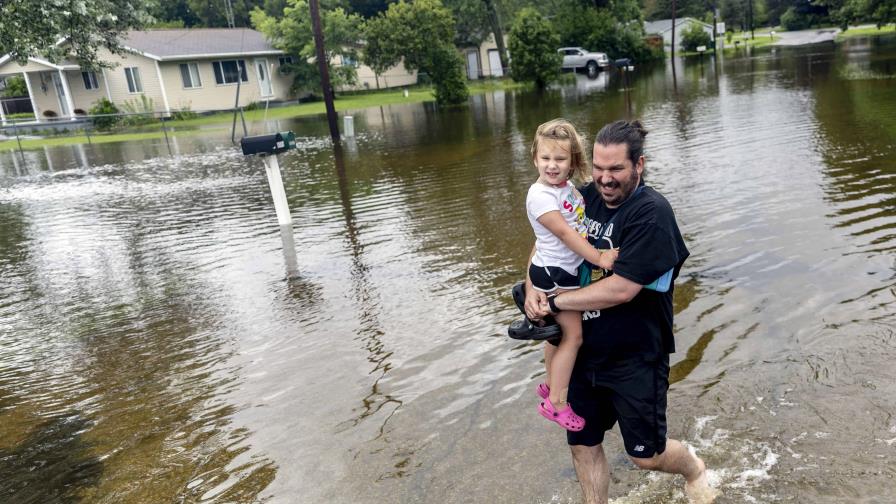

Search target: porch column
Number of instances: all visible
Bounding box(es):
[0,93,6,126]
[22,72,39,122]
[58,70,76,120]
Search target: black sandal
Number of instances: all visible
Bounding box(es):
[507,282,561,341]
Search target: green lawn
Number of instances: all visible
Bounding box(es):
[721,30,780,52]
[837,24,896,40]
[1,79,527,151]
[0,127,222,150]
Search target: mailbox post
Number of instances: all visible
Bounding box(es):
[241,131,297,227]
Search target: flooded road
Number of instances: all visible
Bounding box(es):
[1,36,895,503]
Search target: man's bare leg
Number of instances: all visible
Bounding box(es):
[570,444,610,504]
[628,439,718,503]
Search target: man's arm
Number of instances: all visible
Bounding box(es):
[541,274,642,314]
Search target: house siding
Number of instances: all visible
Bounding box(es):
[97,49,167,113]
[160,56,290,113]
[333,55,417,91]
[67,70,107,112]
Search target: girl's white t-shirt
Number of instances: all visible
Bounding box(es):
[526,181,587,275]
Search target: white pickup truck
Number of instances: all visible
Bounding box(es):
[558,47,610,73]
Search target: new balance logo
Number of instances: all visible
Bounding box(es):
[633,445,645,452]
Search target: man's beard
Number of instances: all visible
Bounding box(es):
[598,168,639,206]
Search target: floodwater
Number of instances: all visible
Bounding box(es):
[1,36,895,503]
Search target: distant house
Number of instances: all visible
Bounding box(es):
[0,28,295,124]
[644,18,714,49]
[330,53,418,92]
[462,34,508,80]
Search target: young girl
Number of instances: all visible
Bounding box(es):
[525,119,617,431]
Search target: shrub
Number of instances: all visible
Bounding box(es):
[170,107,198,121]
[681,22,713,52]
[89,98,120,130]
[119,95,158,126]
[508,8,563,89]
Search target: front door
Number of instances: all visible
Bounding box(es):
[255,58,273,97]
[466,51,479,80]
[50,72,70,117]
[488,49,503,77]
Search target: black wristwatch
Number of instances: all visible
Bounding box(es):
[547,294,561,314]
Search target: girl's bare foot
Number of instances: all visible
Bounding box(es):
[684,456,720,503]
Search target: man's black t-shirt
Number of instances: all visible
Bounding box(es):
[577,181,689,365]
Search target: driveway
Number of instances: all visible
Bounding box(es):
[772,27,841,46]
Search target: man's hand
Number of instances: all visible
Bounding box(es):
[524,283,548,321]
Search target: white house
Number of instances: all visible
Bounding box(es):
[644,18,714,50]
[0,29,303,124]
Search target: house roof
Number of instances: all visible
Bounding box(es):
[644,18,712,35]
[122,28,284,61]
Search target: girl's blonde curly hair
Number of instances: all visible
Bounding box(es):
[530,118,588,184]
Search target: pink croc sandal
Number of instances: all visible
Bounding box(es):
[538,400,585,431]
[536,383,550,400]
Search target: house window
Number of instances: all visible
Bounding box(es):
[341,55,359,68]
[82,71,99,90]
[278,56,294,75]
[125,67,143,93]
[180,63,202,88]
[212,60,248,85]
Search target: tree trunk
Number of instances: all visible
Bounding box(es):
[482,0,508,70]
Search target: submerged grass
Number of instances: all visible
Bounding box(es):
[1,79,528,151]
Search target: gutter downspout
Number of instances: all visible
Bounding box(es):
[154,61,171,117]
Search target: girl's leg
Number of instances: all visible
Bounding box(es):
[548,310,583,410]
[543,342,557,386]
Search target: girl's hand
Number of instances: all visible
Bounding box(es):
[596,248,619,270]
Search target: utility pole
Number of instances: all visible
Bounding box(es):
[748,0,754,39]
[670,0,677,61]
[712,4,718,53]
[309,0,340,143]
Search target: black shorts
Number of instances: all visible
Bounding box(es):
[566,355,670,458]
[529,263,579,292]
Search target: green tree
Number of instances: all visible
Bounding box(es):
[185,0,264,27]
[362,0,468,105]
[0,0,150,68]
[680,21,712,50]
[552,0,658,61]
[819,0,894,28]
[252,0,363,94]
[1,76,28,98]
[508,8,562,89]
[146,0,201,27]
